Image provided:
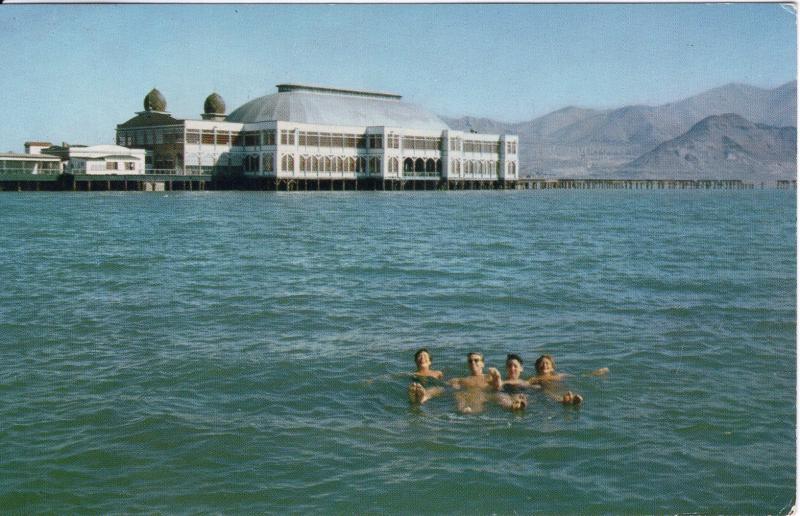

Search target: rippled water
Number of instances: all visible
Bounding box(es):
[0,190,795,513]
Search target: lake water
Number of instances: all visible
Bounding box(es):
[0,190,795,513]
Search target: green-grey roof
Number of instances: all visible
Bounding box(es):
[117,111,184,129]
[226,84,449,131]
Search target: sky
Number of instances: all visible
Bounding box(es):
[0,3,795,151]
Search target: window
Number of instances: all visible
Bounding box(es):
[216,132,230,145]
[368,135,383,149]
[201,131,214,145]
[387,134,400,149]
[126,162,136,171]
[280,130,295,145]
[106,161,118,170]
[263,153,274,172]
[369,157,381,174]
[263,130,276,146]
[186,130,200,144]
[243,132,259,147]
[281,154,295,172]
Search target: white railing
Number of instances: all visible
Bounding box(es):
[146,168,213,176]
[0,168,60,176]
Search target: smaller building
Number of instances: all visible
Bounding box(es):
[24,141,53,155]
[65,145,146,175]
[0,153,62,178]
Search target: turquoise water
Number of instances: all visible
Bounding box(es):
[0,190,794,513]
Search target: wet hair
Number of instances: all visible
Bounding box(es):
[535,354,555,373]
[506,353,523,366]
[467,352,483,361]
[414,348,430,363]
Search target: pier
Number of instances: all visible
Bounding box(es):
[0,174,784,192]
[236,177,513,191]
[514,178,754,189]
[0,172,210,192]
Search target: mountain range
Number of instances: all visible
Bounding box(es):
[442,81,796,181]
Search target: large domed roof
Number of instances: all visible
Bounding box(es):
[204,92,226,115]
[226,84,449,131]
[143,88,167,112]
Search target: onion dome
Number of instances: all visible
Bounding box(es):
[204,93,226,115]
[143,88,167,112]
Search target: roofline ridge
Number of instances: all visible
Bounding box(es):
[276,83,402,100]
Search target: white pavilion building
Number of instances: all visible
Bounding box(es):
[116,84,518,190]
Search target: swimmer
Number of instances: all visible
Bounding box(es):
[412,348,444,380]
[493,353,535,411]
[528,354,583,405]
[407,348,445,405]
[447,352,502,413]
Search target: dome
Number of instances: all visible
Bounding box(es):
[225,84,449,131]
[204,92,226,115]
[143,88,167,112]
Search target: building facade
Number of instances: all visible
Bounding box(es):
[64,145,146,175]
[0,153,61,178]
[116,84,519,189]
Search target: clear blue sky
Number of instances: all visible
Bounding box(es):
[0,3,795,150]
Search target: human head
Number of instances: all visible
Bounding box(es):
[467,352,484,375]
[506,353,524,379]
[414,348,431,369]
[535,354,555,375]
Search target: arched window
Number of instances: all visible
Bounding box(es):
[403,158,414,173]
[324,157,332,172]
[281,154,294,172]
[436,159,442,173]
[369,157,381,174]
[347,157,355,172]
[312,156,319,172]
[356,157,366,173]
[414,158,424,173]
[425,159,435,173]
[263,153,274,173]
[336,157,343,172]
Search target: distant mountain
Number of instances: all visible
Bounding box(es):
[617,113,796,181]
[442,81,796,177]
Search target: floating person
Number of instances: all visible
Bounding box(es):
[528,354,583,405]
[407,348,446,405]
[446,352,502,413]
[492,353,534,411]
[412,348,444,380]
